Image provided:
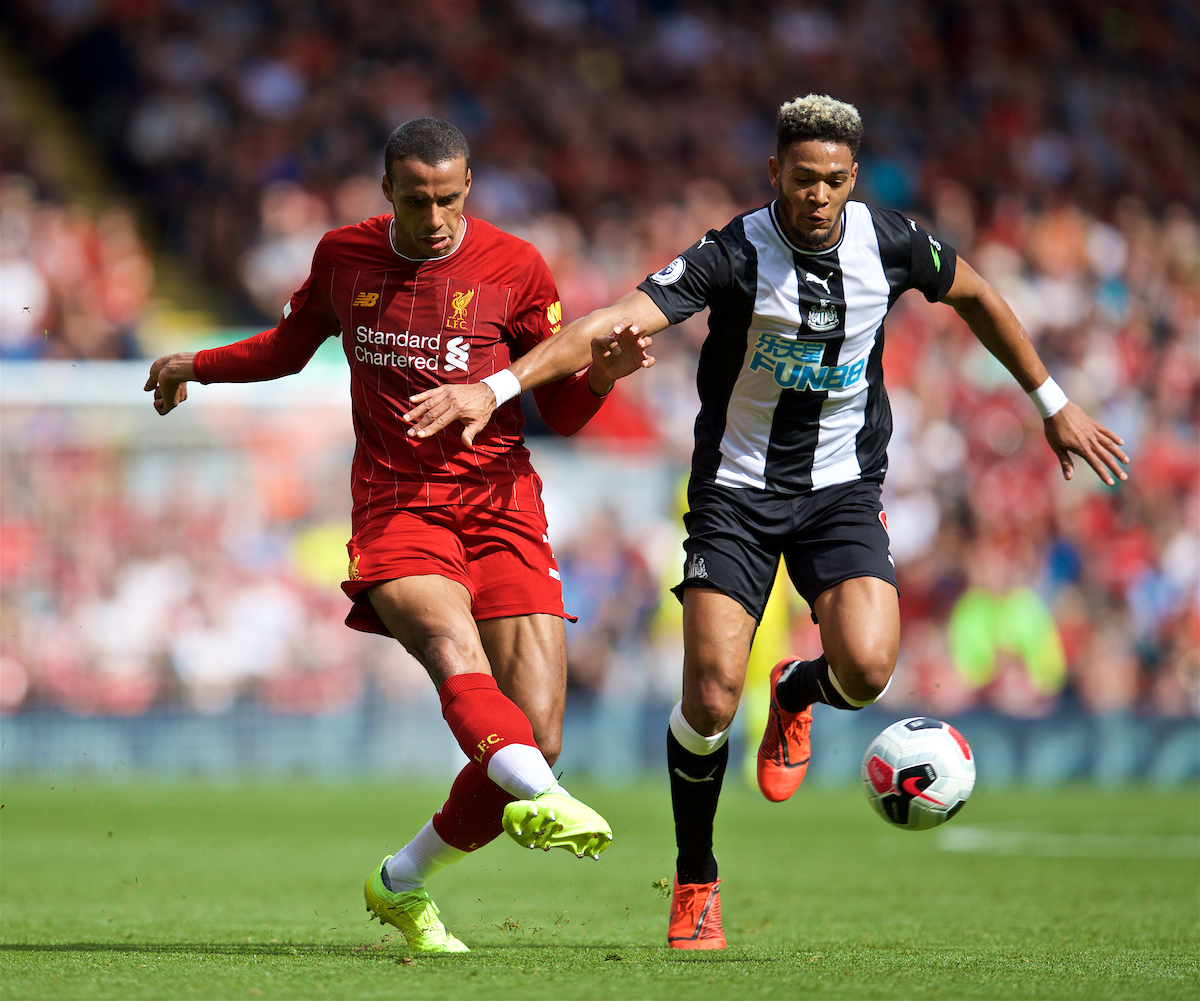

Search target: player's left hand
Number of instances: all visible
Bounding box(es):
[404,382,498,446]
[1043,403,1129,486]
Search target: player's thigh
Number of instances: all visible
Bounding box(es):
[367,575,491,685]
[681,586,759,734]
[477,613,567,761]
[812,576,900,694]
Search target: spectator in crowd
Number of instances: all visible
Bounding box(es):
[0,0,1195,724]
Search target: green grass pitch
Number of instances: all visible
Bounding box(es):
[1,778,1196,1000]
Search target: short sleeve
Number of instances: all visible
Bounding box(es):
[637,229,735,325]
[509,251,563,355]
[869,206,957,305]
[907,218,956,302]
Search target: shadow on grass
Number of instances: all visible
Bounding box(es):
[0,942,778,963]
[0,943,389,957]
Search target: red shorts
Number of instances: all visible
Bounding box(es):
[341,505,570,636]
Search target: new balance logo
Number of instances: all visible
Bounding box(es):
[805,272,831,295]
[673,767,719,783]
[444,336,470,373]
[353,292,379,307]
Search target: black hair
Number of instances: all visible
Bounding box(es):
[384,118,471,180]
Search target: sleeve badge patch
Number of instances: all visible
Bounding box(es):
[651,257,686,285]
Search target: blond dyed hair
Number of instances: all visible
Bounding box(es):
[776,94,864,159]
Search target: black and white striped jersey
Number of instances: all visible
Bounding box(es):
[638,199,956,494]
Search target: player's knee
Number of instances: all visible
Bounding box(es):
[683,677,740,735]
[418,632,488,678]
[834,649,894,703]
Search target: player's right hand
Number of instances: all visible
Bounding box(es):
[404,382,497,447]
[591,319,655,385]
[144,352,197,415]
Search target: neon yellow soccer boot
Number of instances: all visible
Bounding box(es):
[502,791,613,859]
[363,857,469,955]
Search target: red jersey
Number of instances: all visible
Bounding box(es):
[193,214,603,527]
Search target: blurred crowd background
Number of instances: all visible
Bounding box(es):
[1,0,1196,766]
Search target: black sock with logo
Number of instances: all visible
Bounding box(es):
[667,728,728,885]
[775,655,860,712]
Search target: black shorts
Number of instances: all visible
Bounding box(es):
[671,478,897,622]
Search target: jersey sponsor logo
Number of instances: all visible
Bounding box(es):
[444,287,475,331]
[651,256,686,285]
[749,332,865,392]
[546,299,562,333]
[444,335,470,373]
[354,325,440,369]
[353,291,380,307]
[806,298,839,332]
[805,271,832,294]
[755,332,824,364]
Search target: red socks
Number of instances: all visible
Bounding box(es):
[431,762,514,851]
[438,672,539,771]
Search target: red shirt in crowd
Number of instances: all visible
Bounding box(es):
[193,214,603,527]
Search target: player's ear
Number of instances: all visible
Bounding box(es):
[462,167,472,200]
[768,155,781,192]
[381,172,393,202]
[848,161,858,193]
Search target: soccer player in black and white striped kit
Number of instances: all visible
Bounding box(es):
[405,95,1130,949]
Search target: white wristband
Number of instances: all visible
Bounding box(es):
[481,369,522,407]
[1028,376,1068,419]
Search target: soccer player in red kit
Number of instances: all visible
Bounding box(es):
[145,119,619,955]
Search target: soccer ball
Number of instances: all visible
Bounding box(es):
[861,718,975,831]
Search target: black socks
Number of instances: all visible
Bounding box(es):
[667,728,728,885]
[775,655,861,712]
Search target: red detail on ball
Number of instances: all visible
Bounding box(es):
[946,725,972,761]
[902,774,943,804]
[867,754,894,793]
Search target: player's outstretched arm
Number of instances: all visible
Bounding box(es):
[942,257,1129,486]
[404,289,668,446]
[144,352,197,415]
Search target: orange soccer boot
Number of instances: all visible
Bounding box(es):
[756,658,813,802]
[667,876,726,950]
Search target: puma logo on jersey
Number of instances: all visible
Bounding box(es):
[444,336,470,373]
[805,272,831,294]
